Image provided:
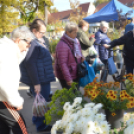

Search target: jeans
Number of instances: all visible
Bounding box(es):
[30,82,50,132]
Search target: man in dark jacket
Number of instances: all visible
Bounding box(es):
[104,31,134,74]
[77,20,95,58]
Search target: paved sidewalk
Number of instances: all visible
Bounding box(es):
[18,81,62,134]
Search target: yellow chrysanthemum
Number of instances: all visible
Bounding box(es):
[111,112,116,116]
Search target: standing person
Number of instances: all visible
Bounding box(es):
[94,21,113,65]
[0,26,34,134]
[104,31,134,74]
[125,17,134,34]
[55,22,84,89]
[20,19,55,132]
[94,21,119,82]
[77,20,95,58]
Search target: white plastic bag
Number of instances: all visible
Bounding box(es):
[32,94,49,117]
[89,45,98,56]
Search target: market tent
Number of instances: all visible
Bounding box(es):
[84,0,134,23]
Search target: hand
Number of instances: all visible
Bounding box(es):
[16,105,23,111]
[34,84,41,94]
[81,57,85,62]
[67,81,73,86]
[103,44,110,48]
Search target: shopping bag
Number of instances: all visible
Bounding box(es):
[32,94,49,117]
[107,57,117,75]
[116,50,123,69]
[89,45,98,56]
[92,58,104,74]
[79,61,95,87]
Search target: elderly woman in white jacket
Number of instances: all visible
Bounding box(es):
[0,26,34,134]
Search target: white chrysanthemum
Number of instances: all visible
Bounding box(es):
[94,103,103,110]
[101,129,109,134]
[94,126,103,133]
[67,105,74,113]
[127,119,134,126]
[69,113,79,122]
[63,102,70,111]
[64,123,74,134]
[95,113,106,122]
[74,97,82,103]
[61,121,69,129]
[100,121,110,131]
[84,103,95,108]
[75,105,83,111]
[51,125,57,134]
[79,117,88,128]
[74,120,83,133]
[124,125,134,134]
[94,121,99,127]
[85,121,95,131]
[81,107,93,116]
[55,120,62,129]
[93,107,99,114]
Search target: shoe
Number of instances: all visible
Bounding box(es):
[113,75,121,82]
[38,126,52,132]
[26,89,33,97]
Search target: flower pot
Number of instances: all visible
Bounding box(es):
[105,109,124,129]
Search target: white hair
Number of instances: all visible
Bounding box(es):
[10,26,35,40]
[100,21,109,29]
[65,22,78,33]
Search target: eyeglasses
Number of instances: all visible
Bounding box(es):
[39,31,45,35]
[22,39,31,45]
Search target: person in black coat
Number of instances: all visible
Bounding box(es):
[104,31,134,74]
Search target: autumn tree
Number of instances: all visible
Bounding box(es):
[0,0,20,35]
[69,0,87,24]
[94,0,111,6]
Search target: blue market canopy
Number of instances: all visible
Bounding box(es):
[84,0,134,23]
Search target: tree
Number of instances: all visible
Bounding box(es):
[49,7,58,13]
[0,0,20,35]
[69,0,87,24]
[94,0,110,6]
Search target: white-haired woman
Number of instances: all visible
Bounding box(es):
[55,22,84,89]
[0,26,34,134]
[94,21,113,65]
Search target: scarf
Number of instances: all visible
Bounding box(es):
[64,33,82,58]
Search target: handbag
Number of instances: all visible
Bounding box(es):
[108,57,117,75]
[61,39,87,78]
[79,61,95,87]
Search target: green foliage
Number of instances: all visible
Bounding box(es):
[45,83,87,125]
[49,39,59,53]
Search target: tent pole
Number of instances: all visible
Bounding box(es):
[113,22,115,32]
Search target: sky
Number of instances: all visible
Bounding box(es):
[52,0,95,12]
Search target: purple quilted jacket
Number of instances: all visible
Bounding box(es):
[55,35,82,82]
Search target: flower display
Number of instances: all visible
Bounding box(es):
[84,77,134,114]
[51,97,110,134]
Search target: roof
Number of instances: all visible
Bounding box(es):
[49,2,90,22]
[95,0,134,13]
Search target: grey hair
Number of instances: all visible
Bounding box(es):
[65,22,78,33]
[10,26,35,40]
[100,21,109,29]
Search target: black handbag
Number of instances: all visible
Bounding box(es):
[61,39,87,78]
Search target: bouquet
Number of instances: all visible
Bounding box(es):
[51,97,110,134]
[84,77,134,115]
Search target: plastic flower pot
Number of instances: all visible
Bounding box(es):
[105,109,124,129]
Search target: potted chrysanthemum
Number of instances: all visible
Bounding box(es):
[84,77,134,129]
[51,97,111,134]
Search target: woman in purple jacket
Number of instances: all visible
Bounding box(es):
[55,22,84,89]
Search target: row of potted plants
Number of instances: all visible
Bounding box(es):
[45,73,134,133]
